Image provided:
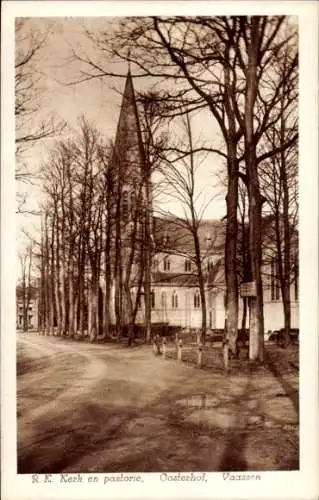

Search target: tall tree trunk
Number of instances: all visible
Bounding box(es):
[100,162,114,340]
[114,232,122,341]
[281,105,291,348]
[78,246,86,337]
[132,261,144,324]
[44,216,54,335]
[193,230,207,344]
[39,221,46,333]
[245,18,264,362]
[53,209,62,336]
[60,200,68,336]
[60,257,67,336]
[88,268,99,342]
[50,214,57,335]
[44,213,51,335]
[241,298,248,332]
[240,201,249,337]
[68,258,75,338]
[222,49,240,363]
[144,170,152,343]
[224,152,239,362]
[67,161,76,339]
[101,220,112,340]
[73,293,79,335]
[21,257,27,332]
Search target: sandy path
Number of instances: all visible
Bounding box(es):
[17,333,299,473]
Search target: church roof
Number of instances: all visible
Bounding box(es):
[151,272,202,287]
[152,216,226,255]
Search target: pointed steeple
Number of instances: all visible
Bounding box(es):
[111,70,146,183]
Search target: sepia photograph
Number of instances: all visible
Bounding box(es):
[1,2,318,499]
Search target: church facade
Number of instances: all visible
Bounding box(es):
[106,72,299,334]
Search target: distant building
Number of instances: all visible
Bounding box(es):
[16,285,39,330]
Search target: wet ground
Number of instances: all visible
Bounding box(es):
[17,333,299,473]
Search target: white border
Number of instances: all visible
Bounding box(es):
[1,2,318,500]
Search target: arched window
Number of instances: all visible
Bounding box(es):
[207,260,213,272]
[172,292,178,309]
[162,233,171,247]
[185,259,192,272]
[194,291,201,309]
[163,257,171,271]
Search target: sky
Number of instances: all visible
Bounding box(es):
[16,17,227,252]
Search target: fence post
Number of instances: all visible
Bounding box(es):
[162,336,167,359]
[177,338,183,362]
[153,334,161,355]
[196,330,201,346]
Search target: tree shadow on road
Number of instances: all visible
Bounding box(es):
[17,354,299,474]
[264,349,299,414]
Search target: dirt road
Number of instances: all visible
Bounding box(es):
[17,333,299,473]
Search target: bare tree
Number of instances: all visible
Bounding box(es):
[159,110,213,343]
[259,53,298,347]
[15,18,65,216]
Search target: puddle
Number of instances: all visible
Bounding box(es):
[176,394,221,409]
[186,407,240,429]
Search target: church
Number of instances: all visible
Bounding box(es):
[106,71,299,335]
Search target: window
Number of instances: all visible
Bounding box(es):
[122,190,129,220]
[151,290,155,309]
[153,259,159,271]
[172,292,178,309]
[194,291,201,309]
[185,259,192,272]
[161,291,167,308]
[162,234,170,247]
[163,257,171,271]
[271,257,280,301]
[207,260,213,272]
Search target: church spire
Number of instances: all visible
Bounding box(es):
[111,68,145,183]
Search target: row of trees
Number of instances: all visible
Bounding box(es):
[17,16,298,367]
[69,15,298,362]
[37,119,146,342]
